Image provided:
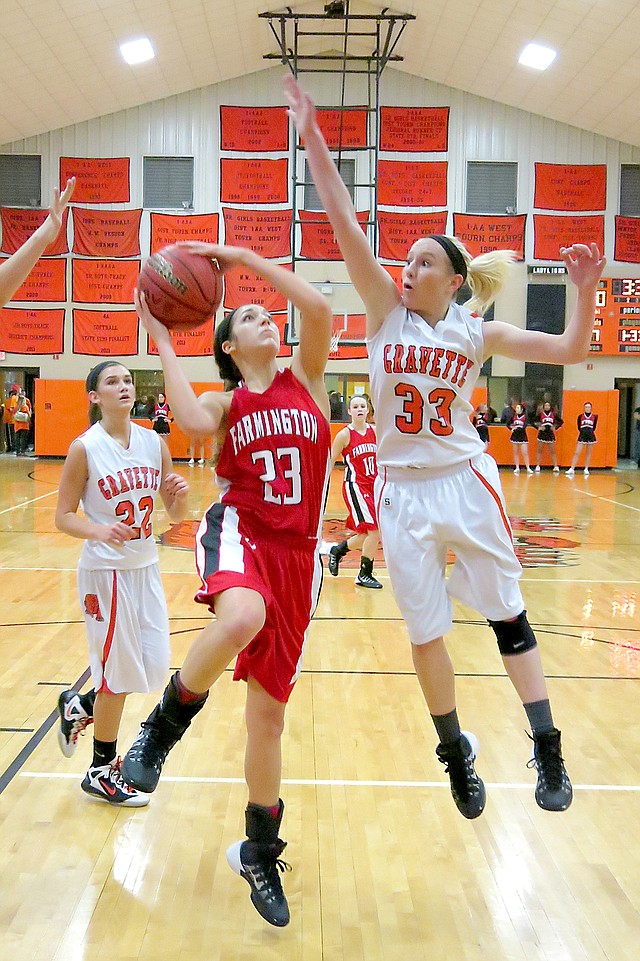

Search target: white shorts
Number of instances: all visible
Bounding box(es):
[77,564,170,694]
[375,453,524,645]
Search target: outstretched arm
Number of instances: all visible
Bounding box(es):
[483,244,606,364]
[284,75,399,336]
[0,179,75,306]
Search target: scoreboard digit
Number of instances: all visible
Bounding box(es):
[590,277,640,354]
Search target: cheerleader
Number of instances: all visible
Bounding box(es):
[471,403,491,450]
[508,403,533,474]
[534,402,563,472]
[566,402,597,476]
[151,391,172,435]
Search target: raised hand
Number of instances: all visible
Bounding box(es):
[134,288,173,348]
[283,73,317,139]
[41,177,75,243]
[560,243,606,290]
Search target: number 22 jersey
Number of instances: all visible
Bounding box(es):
[368,302,486,469]
[215,367,332,542]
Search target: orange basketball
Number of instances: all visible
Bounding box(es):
[137,245,223,331]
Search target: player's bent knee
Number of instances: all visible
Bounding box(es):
[488,610,537,656]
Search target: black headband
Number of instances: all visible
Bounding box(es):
[85,361,121,393]
[429,235,468,281]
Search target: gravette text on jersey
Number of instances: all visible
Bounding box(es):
[228,407,319,455]
[383,343,474,387]
[97,466,161,500]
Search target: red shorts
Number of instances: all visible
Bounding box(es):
[342,479,378,534]
[194,502,323,702]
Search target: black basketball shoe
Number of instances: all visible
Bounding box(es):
[528,728,573,811]
[355,556,383,589]
[436,731,486,819]
[328,541,348,576]
[226,838,291,926]
[57,690,93,758]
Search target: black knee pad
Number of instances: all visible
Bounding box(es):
[488,610,537,656]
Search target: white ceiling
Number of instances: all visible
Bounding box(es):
[2,0,639,147]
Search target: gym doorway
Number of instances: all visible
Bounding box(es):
[614,378,640,462]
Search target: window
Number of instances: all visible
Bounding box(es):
[466,162,517,214]
[620,165,640,217]
[0,155,41,207]
[143,157,194,209]
[304,158,355,210]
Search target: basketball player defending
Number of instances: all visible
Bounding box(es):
[121,243,333,927]
[286,73,605,820]
[55,361,189,805]
[329,394,383,588]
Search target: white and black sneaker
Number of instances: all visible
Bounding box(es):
[81,760,150,807]
[355,556,383,589]
[226,838,291,926]
[328,542,348,576]
[57,690,93,758]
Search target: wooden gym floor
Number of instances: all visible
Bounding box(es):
[1,452,639,960]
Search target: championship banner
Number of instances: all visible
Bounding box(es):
[1,207,69,255]
[382,263,404,291]
[614,216,640,263]
[220,159,289,204]
[315,109,368,149]
[329,313,368,360]
[220,106,289,152]
[533,215,604,261]
[9,258,66,302]
[534,164,606,211]
[72,208,142,257]
[299,209,368,260]
[60,157,130,203]
[72,259,140,304]
[148,317,214,357]
[223,263,291,312]
[223,208,291,258]
[378,161,447,207]
[150,212,219,253]
[380,107,449,153]
[0,307,64,354]
[73,309,138,355]
[378,211,447,261]
[452,213,526,260]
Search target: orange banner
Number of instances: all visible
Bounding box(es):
[73,309,139,355]
[223,208,291,258]
[0,307,64,354]
[382,263,403,292]
[148,317,214,357]
[150,212,219,253]
[533,215,604,261]
[9,258,67,301]
[299,209,369,260]
[314,109,368,149]
[452,213,526,260]
[272,313,293,358]
[378,161,447,207]
[534,164,606,211]
[60,157,130,203]
[72,259,140,304]
[220,106,289,152]
[614,217,640,263]
[1,207,69,255]
[72,208,141,257]
[223,263,291,312]
[378,211,447,261]
[220,159,289,204]
[380,107,449,152]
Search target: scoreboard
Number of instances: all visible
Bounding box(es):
[590,278,640,354]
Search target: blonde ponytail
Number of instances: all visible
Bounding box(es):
[447,238,516,316]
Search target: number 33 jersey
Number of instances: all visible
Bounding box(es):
[368,302,486,469]
[215,367,332,542]
[78,421,163,570]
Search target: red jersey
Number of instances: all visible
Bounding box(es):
[215,367,331,542]
[342,425,377,493]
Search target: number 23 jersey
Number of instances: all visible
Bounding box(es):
[215,367,332,541]
[368,302,486,469]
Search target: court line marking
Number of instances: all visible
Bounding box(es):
[18,772,640,792]
[0,489,58,515]
[577,489,640,512]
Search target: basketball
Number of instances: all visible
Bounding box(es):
[137,245,223,331]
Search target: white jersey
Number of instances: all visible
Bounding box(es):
[368,302,486,469]
[77,421,163,570]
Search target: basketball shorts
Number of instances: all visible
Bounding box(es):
[77,564,170,694]
[194,502,323,703]
[375,453,524,645]
[342,478,378,533]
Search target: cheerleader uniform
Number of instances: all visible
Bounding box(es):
[508,411,528,444]
[577,411,597,444]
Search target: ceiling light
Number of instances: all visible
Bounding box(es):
[518,42,556,70]
[120,38,155,65]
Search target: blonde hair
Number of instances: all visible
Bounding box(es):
[447,237,516,316]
